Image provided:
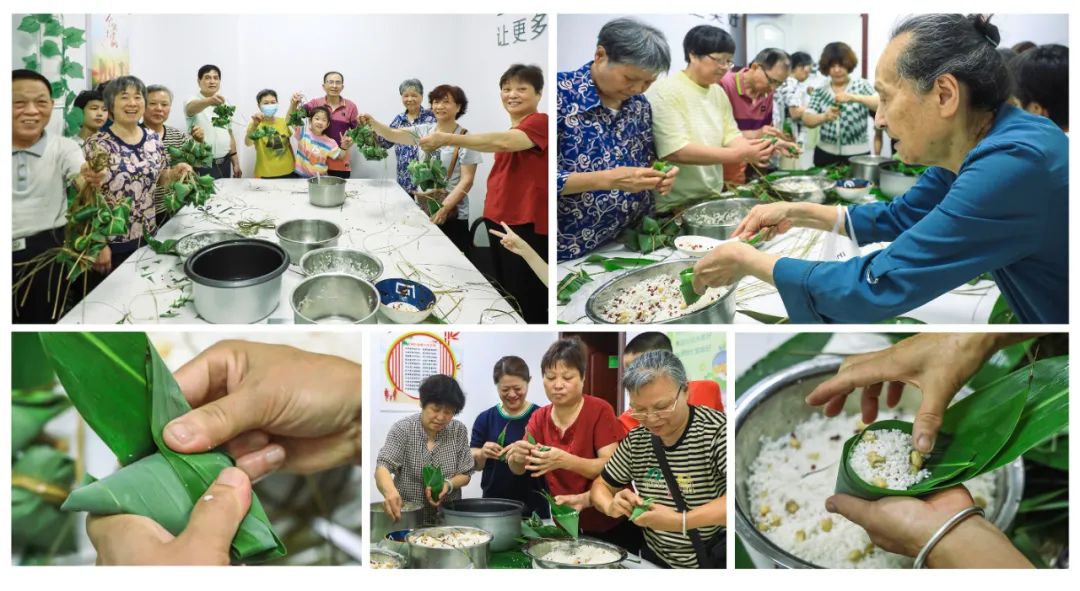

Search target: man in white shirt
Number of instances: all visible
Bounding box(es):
[184,64,240,179]
[12,69,106,323]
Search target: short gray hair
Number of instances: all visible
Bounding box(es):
[624,350,688,396]
[597,17,671,73]
[103,75,147,116]
[399,78,424,96]
[145,84,173,102]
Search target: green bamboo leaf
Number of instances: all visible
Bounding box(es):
[967,339,1034,391]
[423,465,445,502]
[982,356,1069,473]
[679,268,700,306]
[641,216,661,234]
[539,491,579,538]
[1021,434,1068,471]
[13,445,77,554]
[40,40,61,58]
[629,497,654,521]
[17,16,40,33]
[12,333,54,390]
[12,391,70,451]
[735,333,831,398]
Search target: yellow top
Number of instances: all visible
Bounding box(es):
[646,71,742,211]
[251,116,295,178]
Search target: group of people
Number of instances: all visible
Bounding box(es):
[13,61,549,324]
[557,14,1068,323]
[375,333,727,568]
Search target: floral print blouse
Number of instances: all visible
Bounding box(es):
[381,108,436,195]
[85,125,168,242]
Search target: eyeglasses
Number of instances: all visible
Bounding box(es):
[704,54,735,68]
[764,72,786,89]
[628,387,683,421]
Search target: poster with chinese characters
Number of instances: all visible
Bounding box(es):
[89,14,130,86]
[383,332,462,406]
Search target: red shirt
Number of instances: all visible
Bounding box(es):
[525,394,626,532]
[618,380,724,432]
[484,112,548,235]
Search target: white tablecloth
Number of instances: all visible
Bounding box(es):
[60,179,521,324]
[557,227,999,324]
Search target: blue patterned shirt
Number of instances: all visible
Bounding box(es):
[557,61,657,261]
[381,108,436,195]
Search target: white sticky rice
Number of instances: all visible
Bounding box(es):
[541,544,620,566]
[850,429,930,490]
[599,275,725,323]
[684,208,747,227]
[746,411,997,568]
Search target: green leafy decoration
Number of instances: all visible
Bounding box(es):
[62,27,86,48]
[22,54,39,72]
[735,333,832,398]
[40,40,61,58]
[60,57,84,79]
[583,254,656,272]
[17,16,40,33]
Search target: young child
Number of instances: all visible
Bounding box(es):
[73,88,108,146]
[292,105,353,178]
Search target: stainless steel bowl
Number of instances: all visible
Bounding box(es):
[878,161,922,198]
[308,175,347,207]
[769,175,835,203]
[291,273,379,324]
[184,239,289,324]
[584,260,736,325]
[440,498,524,552]
[522,537,627,569]
[276,219,341,264]
[299,247,383,281]
[370,548,407,569]
[371,501,423,545]
[734,356,1025,569]
[406,526,491,569]
[175,229,242,261]
[682,197,759,240]
[848,155,894,185]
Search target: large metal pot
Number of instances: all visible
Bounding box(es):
[406,526,491,569]
[734,356,1025,569]
[522,538,627,569]
[291,273,380,324]
[585,260,736,325]
[371,501,423,545]
[308,175,347,207]
[848,155,894,185]
[681,197,758,241]
[184,239,288,323]
[440,498,523,552]
[878,160,922,198]
[276,219,341,264]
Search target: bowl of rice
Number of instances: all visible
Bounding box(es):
[584,260,736,324]
[375,278,437,324]
[369,548,406,569]
[681,197,759,241]
[522,537,627,569]
[406,526,491,569]
[734,355,1024,569]
[769,175,835,203]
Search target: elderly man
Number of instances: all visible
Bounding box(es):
[12,69,107,323]
[557,17,679,261]
[184,64,240,179]
[646,25,777,212]
[719,48,792,183]
[591,350,726,568]
[289,71,359,179]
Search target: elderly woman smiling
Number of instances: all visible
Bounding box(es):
[85,75,193,276]
[692,14,1068,324]
[383,79,436,196]
[557,17,680,261]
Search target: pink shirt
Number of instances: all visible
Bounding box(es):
[303,96,358,172]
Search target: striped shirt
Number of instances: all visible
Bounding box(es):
[376,413,475,524]
[153,125,191,215]
[293,125,344,178]
[602,405,727,568]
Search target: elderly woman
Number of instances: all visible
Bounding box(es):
[361,85,481,252]
[244,89,296,179]
[419,64,548,323]
[85,76,193,277]
[375,374,474,525]
[592,351,727,568]
[470,356,549,517]
[505,337,640,552]
[799,42,878,166]
[144,84,204,227]
[692,14,1068,324]
[383,79,436,195]
[557,17,679,261]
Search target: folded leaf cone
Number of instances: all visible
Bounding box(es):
[43,332,286,562]
[539,491,579,538]
[423,464,445,502]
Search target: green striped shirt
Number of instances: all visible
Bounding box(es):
[602,405,727,568]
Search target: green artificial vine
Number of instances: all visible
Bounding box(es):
[17,14,87,138]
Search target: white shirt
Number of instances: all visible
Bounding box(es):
[185,94,233,158]
[12,131,84,238]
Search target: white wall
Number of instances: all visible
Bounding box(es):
[15,13,548,227]
[369,330,557,501]
[745,14,863,73]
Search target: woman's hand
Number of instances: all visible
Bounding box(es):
[488,222,528,255]
[480,441,504,461]
[171,163,195,180]
[525,445,570,477]
[503,439,535,465]
[430,206,452,225]
[340,135,354,151]
[425,482,451,507]
[79,161,108,188]
[606,489,644,519]
[731,202,798,241]
[834,92,856,104]
[741,138,774,166]
[418,132,450,152]
[823,106,841,122]
[383,486,403,522]
[554,492,591,512]
[608,166,673,193]
[691,241,755,293]
[92,245,112,274]
[632,503,682,532]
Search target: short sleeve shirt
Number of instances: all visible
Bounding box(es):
[557,61,657,261]
[806,77,875,148]
[376,413,475,523]
[525,395,627,532]
[386,108,437,195]
[85,126,169,242]
[410,122,483,221]
[647,71,742,210]
[303,96,359,172]
[13,131,84,238]
[250,116,295,178]
[185,95,232,158]
[485,111,549,234]
[602,406,727,568]
[470,403,550,517]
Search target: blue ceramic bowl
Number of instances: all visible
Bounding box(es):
[375,278,436,323]
[836,178,873,201]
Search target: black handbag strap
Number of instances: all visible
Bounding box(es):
[650,434,711,568]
